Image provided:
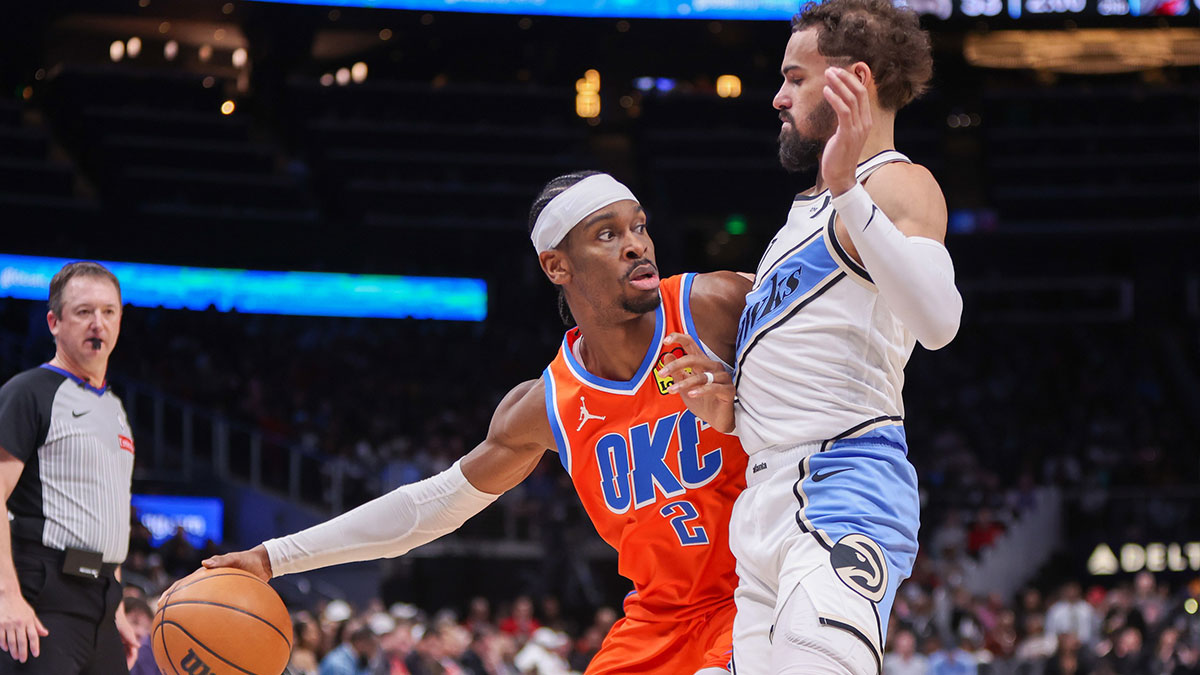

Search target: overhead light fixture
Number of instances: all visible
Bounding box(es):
[964,28,1200,73]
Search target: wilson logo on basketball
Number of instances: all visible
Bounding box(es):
[179,648,213,675]
[830,533,888,604]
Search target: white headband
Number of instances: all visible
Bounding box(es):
[531,174,638,253]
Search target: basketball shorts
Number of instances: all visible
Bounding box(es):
[585,598,735,674]
[729,424,919,675]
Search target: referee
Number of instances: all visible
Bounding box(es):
[0,262,139,673]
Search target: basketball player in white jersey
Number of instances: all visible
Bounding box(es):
[659,0,962,673]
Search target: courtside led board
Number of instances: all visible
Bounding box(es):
[0,254,487,321]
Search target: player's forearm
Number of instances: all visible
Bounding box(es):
[833,184,962,350]
[262,460,498,576]
[0,511,21,593]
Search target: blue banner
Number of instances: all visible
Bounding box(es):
[131,494,225,548]
[0,254,487,321]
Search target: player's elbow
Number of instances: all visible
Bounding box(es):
[914,293,962,351]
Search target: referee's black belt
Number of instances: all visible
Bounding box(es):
[12,539,120,580]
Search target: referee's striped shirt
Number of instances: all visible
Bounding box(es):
[0,364,133,563]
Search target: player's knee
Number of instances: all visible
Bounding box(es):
[773,585,878,675]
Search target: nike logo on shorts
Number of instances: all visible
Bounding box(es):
[72,410,90,418]
[811,467,853,482]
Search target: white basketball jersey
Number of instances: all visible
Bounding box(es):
[733,151,915,454]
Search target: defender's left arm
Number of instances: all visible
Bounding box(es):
[833,162,962,350]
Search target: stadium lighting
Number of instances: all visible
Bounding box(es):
[351,62,368,83]
[126,37,142,58]
[575,69,601,119]
[109,40,125,62]
[232,47,248,68]
[336,67,351,86]
[379,28,393,40]
[199,44,213,62]
[716,74,741,98]
[164,40,178,60]
[221,100,236,115]
[320,73,335,86]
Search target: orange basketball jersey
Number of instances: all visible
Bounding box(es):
[542,273,748,623]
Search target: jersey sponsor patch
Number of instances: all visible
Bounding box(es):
[653,346,687,395]
[118,434,135,454]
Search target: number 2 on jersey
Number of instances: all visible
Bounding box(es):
[660,500,709,546]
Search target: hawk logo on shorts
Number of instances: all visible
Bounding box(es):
[830,533,887,604]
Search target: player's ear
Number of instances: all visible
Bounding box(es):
[539,249,572,285]
[850,62,874,89]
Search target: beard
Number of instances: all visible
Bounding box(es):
[620,292,661,316]
[619,258,661,316]
[778,100,837,173]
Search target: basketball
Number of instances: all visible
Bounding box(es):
[151,568,293,675]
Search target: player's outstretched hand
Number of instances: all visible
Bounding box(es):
[820,65,873,196]
[0,589,48,662]
[658,332,736,434]
[163,545,273,601]
[201,545,273,582]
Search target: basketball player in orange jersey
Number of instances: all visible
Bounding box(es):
[192,171,752,674]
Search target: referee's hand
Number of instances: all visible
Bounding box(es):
[0,590,48,662]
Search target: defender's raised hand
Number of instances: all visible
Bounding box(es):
[821,65,874,196]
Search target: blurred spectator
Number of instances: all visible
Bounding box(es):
[1047,633,1094,675]
[465,597,494,634]
[499,596,541,642]
[1016,613,1058,665]
[291,615,323,675]
[161,524,200,577]
[1100,626,1149,675]
[930,638,979,675]
[321,625,380,675]
[967,507,1007,557]
[121,597,154,645]
[1047,583,1099,645]
[933,511,969,558]
[405,626,450,675]
[885,629,930,675]
[513,627,573,675]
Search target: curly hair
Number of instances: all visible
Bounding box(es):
[792,0,933,111]
[528,170,604,326]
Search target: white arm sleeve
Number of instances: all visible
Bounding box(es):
[831,183,963,350]
[262,460,499,577]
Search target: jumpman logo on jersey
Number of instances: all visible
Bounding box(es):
[577,397,606,431]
